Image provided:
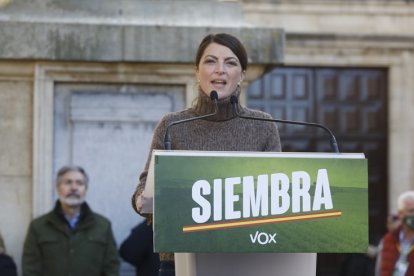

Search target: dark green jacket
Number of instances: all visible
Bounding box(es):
[22,201,120,276]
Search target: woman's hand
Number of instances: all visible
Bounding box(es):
[136,194,143,213]
[136,194,153,224]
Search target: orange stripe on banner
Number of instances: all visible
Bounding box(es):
[182,210,342,233]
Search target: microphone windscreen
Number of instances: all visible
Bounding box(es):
[210,90,218,101]
[230,95,238,105]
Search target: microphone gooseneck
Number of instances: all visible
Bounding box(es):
[164,91,219,150]
[230,96,340,153]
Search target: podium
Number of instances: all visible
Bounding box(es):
[174,252,317,276]
[141,151,368,276]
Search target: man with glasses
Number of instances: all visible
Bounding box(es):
[22,165,120,276]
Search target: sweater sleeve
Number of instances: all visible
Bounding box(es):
[131,115,169,214]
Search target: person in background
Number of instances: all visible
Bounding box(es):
[131,33,281,276]
[380,191,414,276]
[0,231,17,276]
[374,214,402,276]
[119,220,160,276]
[22,165,120,276]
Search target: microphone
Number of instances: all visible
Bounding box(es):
[230,96,339,153]
[164,91,219,150]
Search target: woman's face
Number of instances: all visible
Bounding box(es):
[196,43,245,99]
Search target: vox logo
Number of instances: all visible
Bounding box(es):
[249,231,277,245]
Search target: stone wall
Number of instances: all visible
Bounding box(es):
[0,1,284,275]
[0,62,33,273]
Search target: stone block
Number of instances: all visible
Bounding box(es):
[0,82,32,175]
[0,1,284,64]
[0,175,32,276]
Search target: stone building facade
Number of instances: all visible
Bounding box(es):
[1,0,413,275]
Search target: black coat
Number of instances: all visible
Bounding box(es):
[0,254,17,276]
[119,221,160,276]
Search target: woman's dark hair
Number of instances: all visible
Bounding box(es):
[195,33,248,71]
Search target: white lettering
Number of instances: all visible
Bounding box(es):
[268,233,277,243]
[249,231,277,244]
[250,231,259,243]
[213,179,223,221]
[312,169,333,211]
[243,175,269,218]
[191,180,211,223]
[190,169,334,224]
[258,232,269,245]
[270,173,290,215]
[292,171,311,213]
[225,177,241,220]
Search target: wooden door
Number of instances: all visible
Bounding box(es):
[247,67,388,276]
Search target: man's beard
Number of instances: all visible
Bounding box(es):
[59,193,85,206]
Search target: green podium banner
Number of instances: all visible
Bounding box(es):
[150,151,368,253]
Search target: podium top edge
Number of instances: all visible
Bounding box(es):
[152,150,365,159]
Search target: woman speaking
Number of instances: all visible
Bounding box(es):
[132,33,281,276]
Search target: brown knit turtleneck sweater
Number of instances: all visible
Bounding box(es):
[132,89,281,262]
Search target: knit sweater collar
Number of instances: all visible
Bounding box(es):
[193,88,241,122]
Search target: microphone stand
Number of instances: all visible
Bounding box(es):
[230,96,339,153]
[164,91,219,150]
